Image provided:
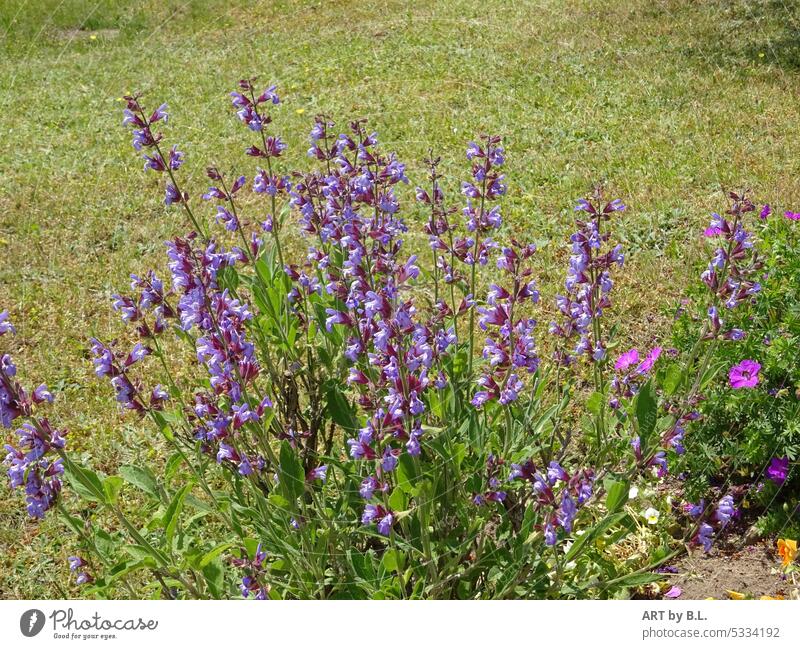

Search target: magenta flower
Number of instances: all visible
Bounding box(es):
[784,211,800,221]
[728,359,761,389]
[664,585,682,599]
[615,348,639,371]
[766,456,789,485]
[636,346,662,374]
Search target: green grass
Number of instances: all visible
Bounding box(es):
[2,0,800,598]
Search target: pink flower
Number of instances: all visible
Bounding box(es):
[760,204,771,220]
[703,226,723,237]
[636,347,662,374]
[665,585,682,599]
[729,359,761,389]
[785,211,800,221]
[615,348,639,371]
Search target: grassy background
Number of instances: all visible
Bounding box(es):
[2,0,800,598]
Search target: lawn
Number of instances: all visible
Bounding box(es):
[1,0,800,598]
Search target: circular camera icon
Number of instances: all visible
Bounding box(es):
[20,609,46,637]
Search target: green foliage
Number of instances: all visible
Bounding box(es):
[673,216,800,509]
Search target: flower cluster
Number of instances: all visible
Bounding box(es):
[122,96,186,207]
[2,311,66,518]
[550,193,625,365]
[472,242,540,408]
[507,458,594,545]
[701,193,762,335]
[457,136,506,265]
[609,346,662,409]
[232,543,270,599]
[293,122,456,535]
[68,556,93,585]
[684,494,736,552]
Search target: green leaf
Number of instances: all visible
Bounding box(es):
[635,380,658,447]
[586,391,604,417]
[93,529,115,562]
[661,364,684,397]
[163,483,192,544]
[381,548,405,573]
[201,559,225,598]
[396,454,418,495]
[64,460,106,503]
[119,465,161,500]
[199,542,235,568]
[103,476,124,504]
[151,410,174,441]
[388,487,406,512]
[565,512,630,562]
[325,383,359,432]
[604,478,629,513]
[279,441,305,503]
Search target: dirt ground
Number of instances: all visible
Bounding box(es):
[667,540,793,600]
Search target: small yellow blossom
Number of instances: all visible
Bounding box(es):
[296,108,306,115]
[726,590,746,600]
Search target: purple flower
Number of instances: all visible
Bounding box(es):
[715,495,735,528]
[729,359,760,389]
[32,384,54,404]
[636,347,662,374]
[766,456,789,485]
[615,348,639,371]
[307,465,327,483]
[0,311,15,336]
[557,493,577,533]
[785,211,800,221]
[696,522,714,552]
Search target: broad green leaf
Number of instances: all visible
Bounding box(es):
[396,454,418,495]
[325,383,359,432]
[64,460,106,503]
[199,542,235,568]
[661,364,684,397]
[635,380,658,447]
[103,476,124,504]
[279,441,305,503]
[586,391,604,417]
[388,487,407,512]
[604,478,629,513]
[381,548,405,573]
[565,512,630,562]
[119,465,161,500]
[163,483,192,544]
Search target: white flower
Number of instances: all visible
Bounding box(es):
[628,486,639,500]
[644,507,660,525]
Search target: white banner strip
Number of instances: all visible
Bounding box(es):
[1,600,797,648]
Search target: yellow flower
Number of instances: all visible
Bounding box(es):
[760,595,784,600]
[295,108,306,115]
[726,590,746,600]
[777,538,797,567]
